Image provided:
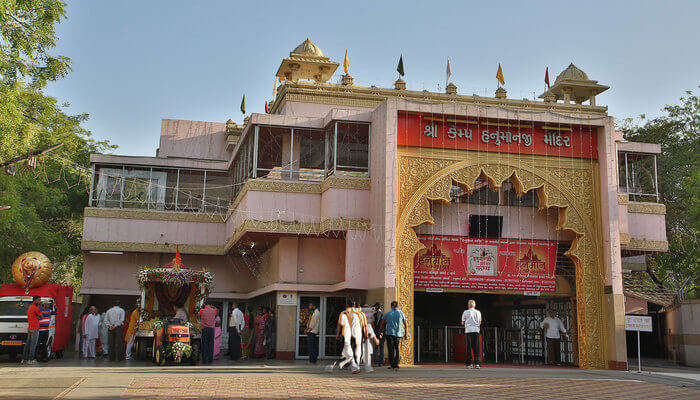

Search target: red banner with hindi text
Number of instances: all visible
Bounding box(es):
[397,111,598,159]
[414,235,558,292]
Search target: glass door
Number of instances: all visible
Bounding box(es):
[322,296,347,358]
[295,295,349,359]
[295,296,320,358]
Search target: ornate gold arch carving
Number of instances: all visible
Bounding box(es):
[396,149,606,369]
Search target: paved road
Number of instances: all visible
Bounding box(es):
[0,360,697,399]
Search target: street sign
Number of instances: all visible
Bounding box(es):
[625,315,653,332]
[625,314,653,373]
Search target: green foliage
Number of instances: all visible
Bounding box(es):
[0,1,114,290]
[622,89,700,298]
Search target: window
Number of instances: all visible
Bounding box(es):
[335,122,369,173]
[469,215,502,238]
[503,181,539,208]
[618,152,659,202]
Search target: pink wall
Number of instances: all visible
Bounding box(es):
[627,212,668,242]
[82,252,255,294]
[321,188,370,220]
[83,216,225,247]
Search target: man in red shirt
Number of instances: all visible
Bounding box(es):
[197,302,218,364]
[21,296,42,365]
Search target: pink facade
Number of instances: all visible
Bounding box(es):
[82,39,668,366]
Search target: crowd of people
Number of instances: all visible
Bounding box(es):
[19,295,568,368]
[224,302,276,363]
[303,300,409,374]
[76,300,133,361]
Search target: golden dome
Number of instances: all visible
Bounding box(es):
[554,63,590,84]
[291,38,325,58]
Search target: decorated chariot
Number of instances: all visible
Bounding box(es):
[133,247,214,364]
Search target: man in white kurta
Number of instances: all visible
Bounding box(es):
[349,307,364,370]
[336,307,358,373]
[83,307,100,359]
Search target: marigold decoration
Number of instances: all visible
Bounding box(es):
[166,342,192,363]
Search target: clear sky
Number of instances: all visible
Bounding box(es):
[46,0,699,157]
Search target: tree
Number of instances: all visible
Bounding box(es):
[622,89,700,299]
[0,1,114,289]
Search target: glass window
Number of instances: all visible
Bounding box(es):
[176,170,205,212]
[618,152,659,202]
[503,181,539,208]
[95,167,123,208]
[204,171,230,213]
[256,127,286,179]
[336,122,369,173]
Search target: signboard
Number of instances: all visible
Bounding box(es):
[625,315,653,332]
[276,291,297,306]
[414,234,557,292]
[397,111,598,159]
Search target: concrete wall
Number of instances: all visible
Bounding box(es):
[627,211,668,242]
[83,216,225,248]
[666,300,700,367]
[158,119,228,161]
[81,252,255,295]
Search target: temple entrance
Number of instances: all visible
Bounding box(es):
[414,291,577,366]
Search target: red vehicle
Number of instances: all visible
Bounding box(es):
[0,284,73,361]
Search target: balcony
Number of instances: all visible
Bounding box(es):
[231,121,369,199]
[616,144,668,252]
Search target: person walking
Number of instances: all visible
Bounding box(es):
[337,305,359,373]
[228,302,244,360]
[105,300,125,361]
[461,299,482,369]
[124,303,140,360]
[371,303,384,367]
[21,296,42,365]
[541,309,568,365]
[381,301,408,371]
[82,306,100,359]
[198,302,218,364]
[305,303,320,364]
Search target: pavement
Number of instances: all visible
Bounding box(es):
[0,357,697,399]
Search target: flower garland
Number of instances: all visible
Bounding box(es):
[166,342,192,363]
[136,267,214,293]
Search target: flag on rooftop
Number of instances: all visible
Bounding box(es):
[240,95,246,115]
[397,54,405,77]
[496,63,505,86]
[343,50,350,75]
[545,66,550,89]
[446,57,452,86]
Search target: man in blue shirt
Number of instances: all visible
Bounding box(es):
[380,301,408,370]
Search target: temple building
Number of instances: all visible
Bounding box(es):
[81,38,669,368]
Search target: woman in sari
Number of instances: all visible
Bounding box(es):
[240,306,254,359]
[253,307,268,358]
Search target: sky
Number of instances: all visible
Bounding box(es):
[46,1,700,157]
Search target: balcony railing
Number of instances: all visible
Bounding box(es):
[89,165,230,214]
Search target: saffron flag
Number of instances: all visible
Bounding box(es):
[446,57,452,86]
[240,95,246,115]
[496,63,505,86]
[343,50,349,74]
[397,54,405,77]
[265,101,269,113]
[272,78,278,98]
[544,66,550,89]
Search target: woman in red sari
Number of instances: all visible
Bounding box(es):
[253,307,268,358]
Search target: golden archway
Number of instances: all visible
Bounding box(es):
[396,148,606,369]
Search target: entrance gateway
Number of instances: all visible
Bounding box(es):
[395,108,607,368]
